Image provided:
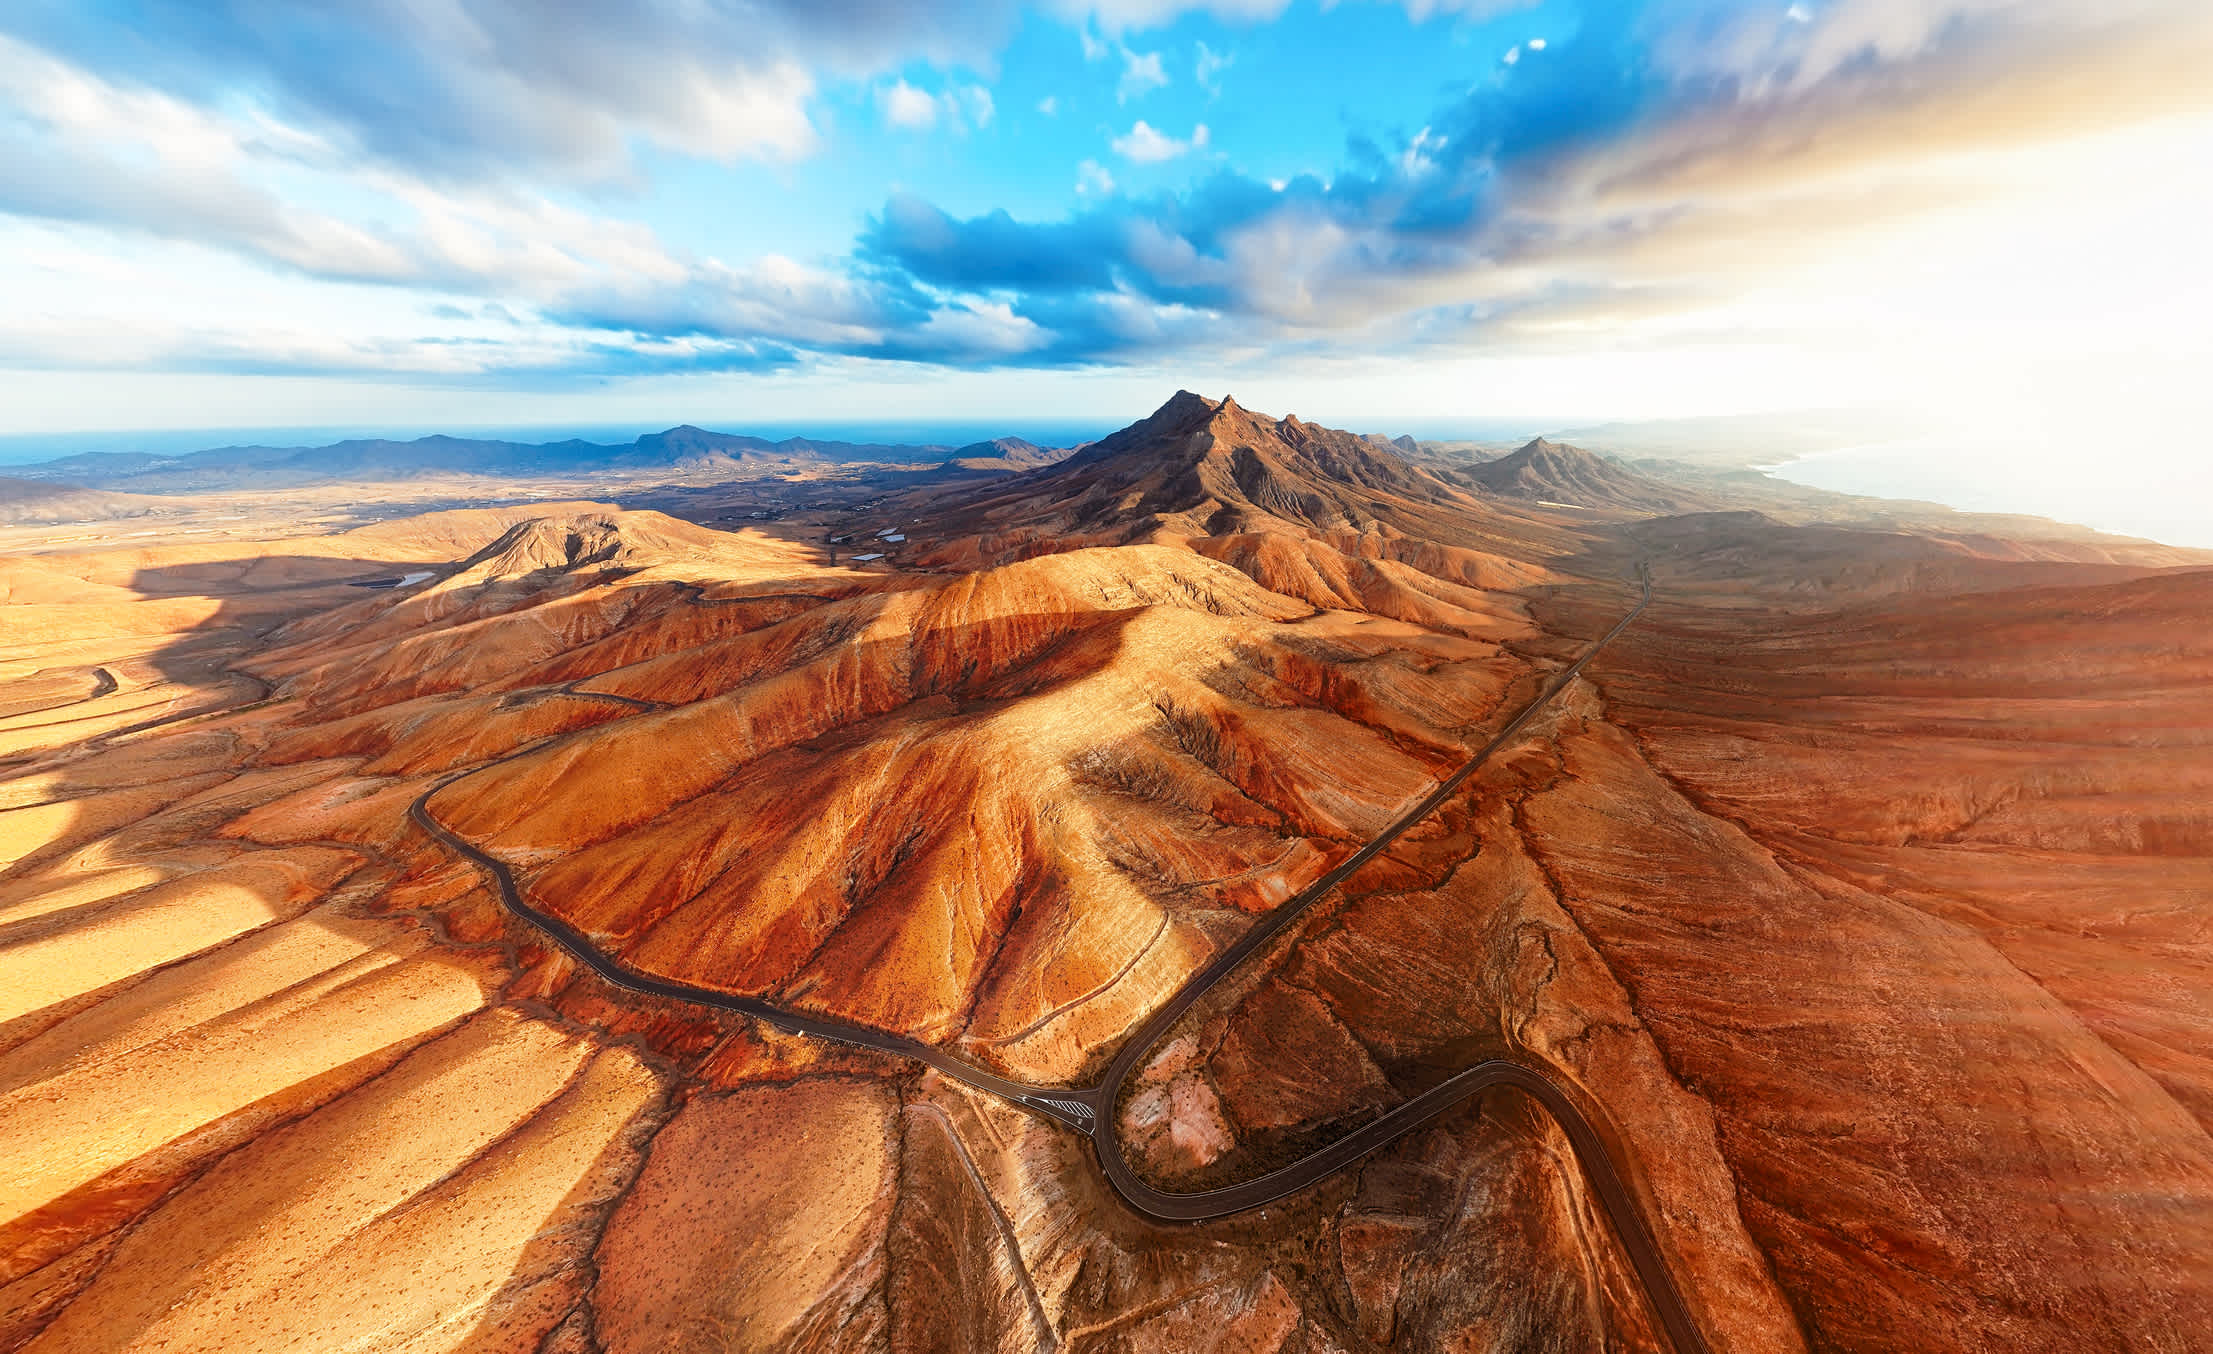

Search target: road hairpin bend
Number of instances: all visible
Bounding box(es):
[411,566,1708,1353]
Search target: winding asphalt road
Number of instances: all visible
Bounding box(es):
[409,566,1707,1352]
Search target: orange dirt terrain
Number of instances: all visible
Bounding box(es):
[0,393,2207,1354]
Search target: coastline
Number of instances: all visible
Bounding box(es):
[1757,437,2213,550]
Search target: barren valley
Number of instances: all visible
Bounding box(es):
[2,393,2208,1354]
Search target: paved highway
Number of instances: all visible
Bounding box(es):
[410,566,1708,1351]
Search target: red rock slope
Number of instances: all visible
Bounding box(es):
[0,396,2207,1354]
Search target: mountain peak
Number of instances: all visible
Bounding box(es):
[1149,389,1220,424]
[1468,435,1707,514]
[974,389,1457,541]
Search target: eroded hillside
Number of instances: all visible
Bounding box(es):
[2,395,2208,1354]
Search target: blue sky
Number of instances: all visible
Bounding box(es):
[1,0,2209,478]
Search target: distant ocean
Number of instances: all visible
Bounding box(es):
[1766,437,2213,551]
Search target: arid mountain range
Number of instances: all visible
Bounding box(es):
[2,427,1068,497]
[1,393,2208,1353]
[1452,438,1711,517]
[2,406,2191,563]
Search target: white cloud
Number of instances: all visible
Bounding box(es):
[1062,0,1295,32]
[1127,219,1237,290]
[880,80,996,134]
[1046,11,2213,459]
[1397,0,1533,19]
[8,0,2211,468]
[962,85,996,128]
[1111,120,1208,162]
[0,219,805,382]
[1397,126,1444,176]
[1639,0,2158,97]
[645,61,820,166]
[1118,48,1170,102]
[0,38,243,169]
[1503,45,1521,64]
[0,42,419,283]
[911,299,1050,357]
[0,42,953,366]
[1038,95,1060,116]
[1079,24,1109,60]
[1196,41,1234,93]
[1064,0,1543,25]
[7,0,1057,186]
[881,80,940,130]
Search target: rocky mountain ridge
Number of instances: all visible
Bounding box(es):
[1459,437,1711,515]
[0,391,2208,1353]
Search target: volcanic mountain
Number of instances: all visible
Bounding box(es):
[1460,437,1711,515]
[911,392,1574,624]
[1364,433,1423,455]
[1,392,2209,1354]
[938,436,1072,474]
[980,390,1450,535]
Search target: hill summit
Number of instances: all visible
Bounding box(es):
[912,390,1571,612]
[1463,436,1708,514]
[972,390,1451,538]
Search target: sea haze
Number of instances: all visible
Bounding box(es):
[1769,436,2213,550]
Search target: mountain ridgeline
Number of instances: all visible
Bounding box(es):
[1455,436,1713,515]
[5,385,2213,1354]
[8,425,1063,493]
